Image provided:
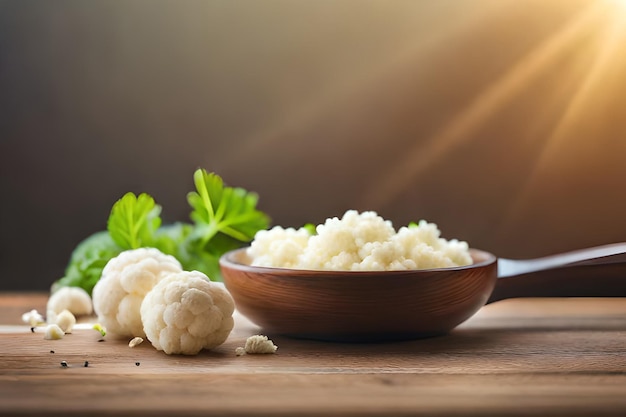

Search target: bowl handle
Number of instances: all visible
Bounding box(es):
[488,243,626,303]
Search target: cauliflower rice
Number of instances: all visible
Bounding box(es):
[247,210,472,271]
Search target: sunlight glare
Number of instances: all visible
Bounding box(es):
[360,1,610,209]
[607,0,626,12]
[495,0,626,239]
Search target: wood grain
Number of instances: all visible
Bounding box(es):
[1,294,626,416]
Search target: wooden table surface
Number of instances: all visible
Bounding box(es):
[1,293,625,416]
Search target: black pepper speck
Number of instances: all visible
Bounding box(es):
[60,361,68,368]
[84,361,89,367]
[135,362,140,366]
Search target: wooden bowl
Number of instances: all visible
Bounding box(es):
[220,248,498,342]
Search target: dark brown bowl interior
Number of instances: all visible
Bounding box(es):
[220,248,498,342]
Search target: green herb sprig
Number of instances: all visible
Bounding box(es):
[52,169,270,295]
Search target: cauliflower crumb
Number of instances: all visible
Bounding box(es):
[236,335,278,355]
[46,287,93,322]
[248,210,472,270]
[55,310,76,333]
[140,271,235,355]
[128,337,144,348]
[22,309,45,327]
[44,324,65,340]
[92,248,183,338]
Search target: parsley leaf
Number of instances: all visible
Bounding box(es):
[187,169,270,247]
[52,169,270,294]
[303,223,317,235]
[107,192,162,249]
[51,231,123,295]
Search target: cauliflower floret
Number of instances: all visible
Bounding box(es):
[46,287,93,323]
[22,309,45,327]
[44,324,65,340]
[55,310,76,333]
[92,248,183,338]
[140,271,235,355]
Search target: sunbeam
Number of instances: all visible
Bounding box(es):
[359,1,612,209]
[497,2,626,236]
[218,1,507,166]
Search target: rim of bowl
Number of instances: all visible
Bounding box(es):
[219,247,497,276]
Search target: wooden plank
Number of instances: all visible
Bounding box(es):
[1,294,626,416]
[2,373,626,416]
[2,322,626,375]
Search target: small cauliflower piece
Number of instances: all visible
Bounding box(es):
[44,324,65,340]
[22,309,45,327]
[128,337,144,348]
[237,335,278,355]
[140,271,235,355]
[92,248,183,338]
[55,310,76,333]
[46,287,93,321]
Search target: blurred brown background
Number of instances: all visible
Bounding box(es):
[2,0,626,291]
